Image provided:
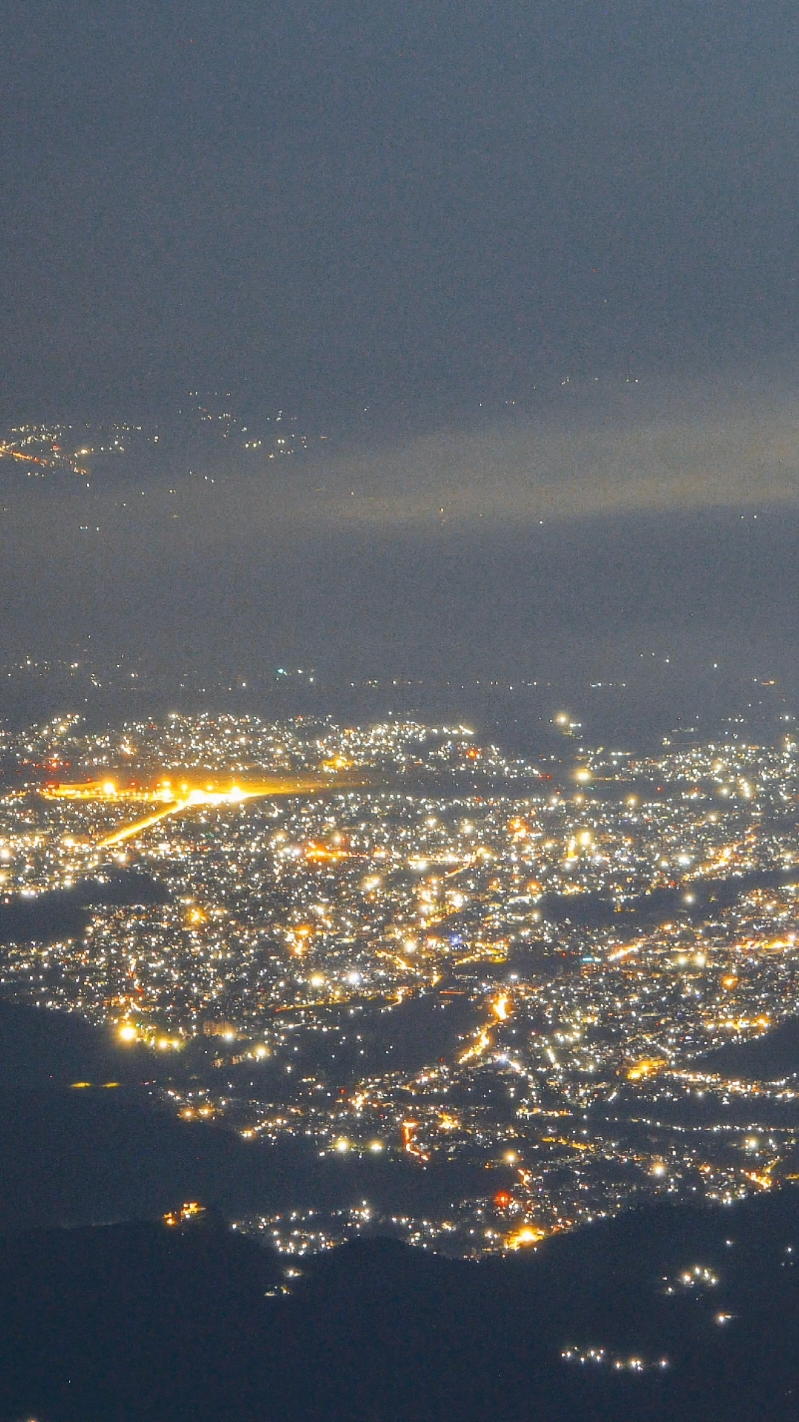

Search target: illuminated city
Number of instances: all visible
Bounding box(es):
[3,1,797,1413]
[2,711,799,1256]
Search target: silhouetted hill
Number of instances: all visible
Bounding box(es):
[700,1016,799,1080]
[1,1187,798,1422]
[0,871,170,945]
[0,999,497,1229]
[539,867,799,929]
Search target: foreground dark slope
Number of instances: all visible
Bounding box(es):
[1,1187,798,1422]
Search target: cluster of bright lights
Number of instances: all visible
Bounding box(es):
[664,1264,719,1294]
[4,714,799,1256]
[561,1346,669,1372]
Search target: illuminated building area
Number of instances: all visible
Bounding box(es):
[3,712,799,1254]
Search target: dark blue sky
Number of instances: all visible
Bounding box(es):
[2,0,798,414]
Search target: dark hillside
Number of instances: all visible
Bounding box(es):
[1,1187,798,1422]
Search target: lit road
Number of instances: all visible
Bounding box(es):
[42,774,364,848]
[97,776,362,847]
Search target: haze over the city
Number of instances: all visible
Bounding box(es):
[2,2,799,726]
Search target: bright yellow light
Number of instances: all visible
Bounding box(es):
[492,994,511,1022]
[459,1028,491,1064]
[627,1056,667,1081]
[118,1023,137,1043]
[508,1225,546,1249]
[163,1201,205,1228]
[94,772,360,848]
[746,1171,773,1191]
[334,1137,350,1153]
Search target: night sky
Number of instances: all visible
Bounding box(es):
[3,0,798,410]
[2,0,799,730]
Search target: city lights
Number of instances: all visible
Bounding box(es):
[2,712,799,1257]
